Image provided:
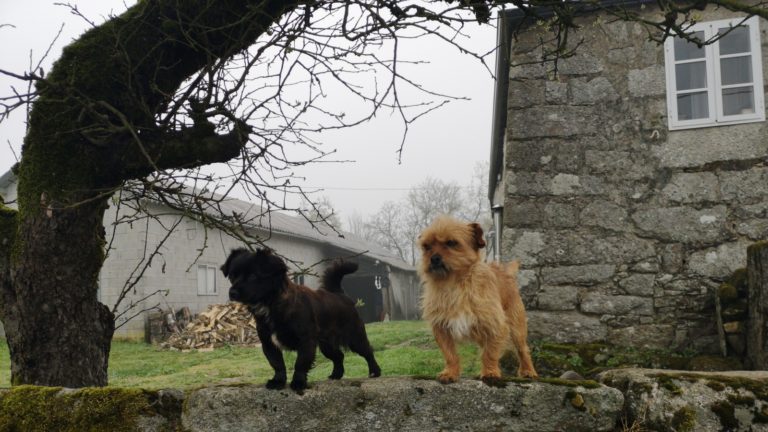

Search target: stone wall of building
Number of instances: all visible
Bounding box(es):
[502,7,768,352]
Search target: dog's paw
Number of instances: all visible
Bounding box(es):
[265,378,286,390]
[436,372,458,384]
[518,369,539,380]
[369,366,381,378]
[290,379,309,393]
[329,372,343,380]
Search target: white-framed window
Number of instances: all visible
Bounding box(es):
[197,264,217,296]
[664,16,765,130]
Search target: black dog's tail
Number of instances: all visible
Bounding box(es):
[321,261,358,293]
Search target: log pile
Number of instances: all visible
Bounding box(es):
[161,303,260,351]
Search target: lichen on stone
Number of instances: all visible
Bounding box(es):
[565,390,586,411]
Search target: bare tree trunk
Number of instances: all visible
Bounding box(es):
[5,201,114,386]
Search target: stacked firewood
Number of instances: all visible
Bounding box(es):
[161,303,260,351]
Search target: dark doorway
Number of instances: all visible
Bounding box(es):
[342,275,383,323]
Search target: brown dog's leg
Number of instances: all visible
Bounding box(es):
[511,326,538,379]
[432,325,460,383]
[479,337,504,383]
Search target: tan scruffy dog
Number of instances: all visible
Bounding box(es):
[418,216,538,384]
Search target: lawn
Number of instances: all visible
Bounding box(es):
[0,320,726,389]
[0,321,479,389]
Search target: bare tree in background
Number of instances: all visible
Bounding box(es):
[460,161,491,226]
[368,201,411,263]
[0,0,765,387]
[347,211,378,242]
[300,195,342,230]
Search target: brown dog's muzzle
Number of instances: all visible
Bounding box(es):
[428,254,450,277]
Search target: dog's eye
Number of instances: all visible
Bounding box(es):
[446,240,458,248]
[422,244,431,252]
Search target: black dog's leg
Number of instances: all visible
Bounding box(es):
[257,327,287,389]
[350,330,381,378]
[319,341,345,380]
[290,340,317,393]
[262,344,287,389]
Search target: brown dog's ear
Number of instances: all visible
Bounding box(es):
[469,223,486,250]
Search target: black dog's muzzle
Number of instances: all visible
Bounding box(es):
[229,287,241,302]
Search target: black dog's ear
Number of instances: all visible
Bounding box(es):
[256,248,288,276]
[221,248,249,277]
[255,248,272,258]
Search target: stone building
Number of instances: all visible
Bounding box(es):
[488,3,768,352]
[0,171,418,339]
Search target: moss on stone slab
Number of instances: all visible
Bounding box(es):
[706,381,726,392]
[671,406,696,432]
[655,374,684,396]
[538,377,601,389]
[711,400,739,430]
[727,393,756,406]
[524,340,697,379]
[754,405,768,423]
[651,372,768,406]
[0,385,175,432]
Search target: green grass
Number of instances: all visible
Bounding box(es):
[0,320,738,390]
[0,321,480,390]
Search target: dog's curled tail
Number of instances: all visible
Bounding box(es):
[507,260,520,275]
[321,261,358,293]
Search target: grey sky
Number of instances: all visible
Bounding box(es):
[0,1,496,223]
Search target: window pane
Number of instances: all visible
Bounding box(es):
[207,267,216,294]
[197,266,206,295]
[718,25,750,55]
[720,56,753,85]
[722,86,755,115]
[675,61,707,90]
[677,92,709,120]
[674,31,706,60]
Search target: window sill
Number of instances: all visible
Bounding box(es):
[668,116,765,131]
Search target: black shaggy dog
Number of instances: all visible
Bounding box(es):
[222,248,381,392]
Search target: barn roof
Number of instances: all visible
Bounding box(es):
[217,196,414,272]
[0,170,413,272]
